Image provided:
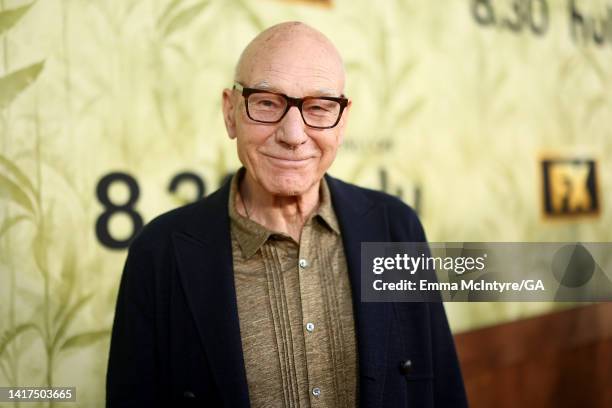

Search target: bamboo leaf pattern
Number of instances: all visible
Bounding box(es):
[235,0,266,31]
[157,0,184,28]
[0,154,37,197]
[0,2,34,37]
[0,323,39,357]
[51,294,94,352]
[53,247,78,324]
[32,229,49,279]
[0,214,29,237]
[0,61,45,110]
[161,1,210,38]
[395,97,426,126]
[0,173,36,214]
[59,329,111,351]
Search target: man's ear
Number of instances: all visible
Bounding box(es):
[222,88,237,139]
[337,99,352,145]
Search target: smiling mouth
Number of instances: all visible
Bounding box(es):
[262,153,313,164]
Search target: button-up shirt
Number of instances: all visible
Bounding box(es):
[228,170,359,408]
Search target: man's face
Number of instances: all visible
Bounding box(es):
[222,36,350,197]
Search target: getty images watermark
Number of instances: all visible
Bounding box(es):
[360,243,612,302]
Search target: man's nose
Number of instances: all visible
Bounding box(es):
[276,106,307,148]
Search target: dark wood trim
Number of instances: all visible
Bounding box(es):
[454,303,612,408]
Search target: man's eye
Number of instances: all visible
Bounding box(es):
[309,105,327,111]
[306,102,336,114]
[254,99,280,109]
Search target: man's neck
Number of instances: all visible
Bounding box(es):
[237,172,321,242]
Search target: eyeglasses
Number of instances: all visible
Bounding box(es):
[233,82,349,129]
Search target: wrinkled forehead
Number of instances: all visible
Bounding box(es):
[236,29,346,97]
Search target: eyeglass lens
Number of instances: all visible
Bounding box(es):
[247,93,341,127]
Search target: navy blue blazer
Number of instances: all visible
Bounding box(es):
[106,175,468,407]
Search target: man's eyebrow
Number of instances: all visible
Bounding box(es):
[251,80,273,90]
[314,87,340,97]
[250,81,341,97]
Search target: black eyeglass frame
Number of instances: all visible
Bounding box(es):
[233,82,349,129]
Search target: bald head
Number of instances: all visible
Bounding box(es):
[221,22,351,200]
[234,21,346,93]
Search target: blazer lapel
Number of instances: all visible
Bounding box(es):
[326,175,391,408]
[171,182,250,408]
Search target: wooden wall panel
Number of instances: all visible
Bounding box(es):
[454,303,612,408]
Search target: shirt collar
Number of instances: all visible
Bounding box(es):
[316,175,341,235]
[228,168,341,259]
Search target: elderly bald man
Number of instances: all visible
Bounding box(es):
[106,22,467,408]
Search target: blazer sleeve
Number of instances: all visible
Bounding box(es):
[106,238,157,407]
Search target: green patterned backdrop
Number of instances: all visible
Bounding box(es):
[1,0,610,405]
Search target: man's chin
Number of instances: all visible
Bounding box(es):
[262,177,317,198]
[268,185,309,197]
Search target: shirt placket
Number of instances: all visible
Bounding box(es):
[297,219,335,407]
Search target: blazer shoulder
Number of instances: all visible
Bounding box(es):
[327,175,420,218]
[129,184,228,253]
[327,175,426,242]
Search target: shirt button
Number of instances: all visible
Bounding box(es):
[400,359,413,374]
[312,387,321,397]
[306,322,315,332]
[299,259,309,268]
